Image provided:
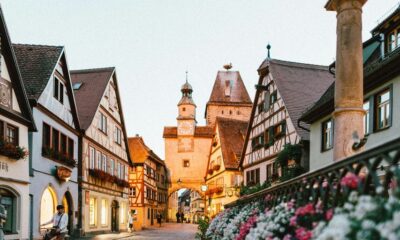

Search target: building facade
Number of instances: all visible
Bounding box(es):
[300,7,400,171]
[0,7,36,239]
[163,79,213,220]
[71,68,131,234]
[14,44,81,239]
[205,118,247,217]
[128,136,168,230]
[240,58,333,186]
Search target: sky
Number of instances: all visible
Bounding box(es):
[1,0,399,157]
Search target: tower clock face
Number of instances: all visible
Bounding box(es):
[178,121,194,135]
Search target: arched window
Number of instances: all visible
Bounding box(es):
[40,187,57,227]
[0,188,17,234]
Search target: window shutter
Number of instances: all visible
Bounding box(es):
[60,83,64,104]
[264,91,270,110]
[282,120,287,135]
[269,127,274,144]
[389,86,393,127]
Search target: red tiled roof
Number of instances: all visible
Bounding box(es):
[163,126,213,138]
[207,71,252,105]
[71,68,114,130]
[128,136,163,165]
[217,117,248,169]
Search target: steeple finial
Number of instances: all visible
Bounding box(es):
[185,70,188,83]
[267,43,271,59]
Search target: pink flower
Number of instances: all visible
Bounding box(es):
[295,227,313,240]
[295,203,315,216]
[325,209,334,221]
[287,200,295,210]
[290,216,297,226]
[340,173,360,189]
[283,234,293,240]
[390,179,397,190]
[235,214,258,240]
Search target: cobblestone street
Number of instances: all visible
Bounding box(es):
[118,223,197,240]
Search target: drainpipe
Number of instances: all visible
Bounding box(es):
[325,0,367,161]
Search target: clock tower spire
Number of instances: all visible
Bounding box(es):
[177,71,196,136]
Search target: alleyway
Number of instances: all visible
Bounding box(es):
[84,223,198,240]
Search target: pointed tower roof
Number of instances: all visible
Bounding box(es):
[178,72,196,106]
[206,68,252,105]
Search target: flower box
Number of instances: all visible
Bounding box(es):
[213,164,221,171]
[208,169,214,175]
[0,140,28,160]
[215,186,223,194]
[42,146,76,167]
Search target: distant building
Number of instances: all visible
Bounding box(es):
[240,58,333,186]
[205,68,252,126]
[71,67,132,234]
[14,43,81,238]
[0,7,36,239]
[300,6,400,171]
[205,117,247,217]
[190,191,204,223]
[128,136,168,229]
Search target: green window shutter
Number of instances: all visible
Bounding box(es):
[282,120,287,135]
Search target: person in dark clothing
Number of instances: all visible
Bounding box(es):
[157,212,162,227]
[176,212,180,223]
[180,212,184,223]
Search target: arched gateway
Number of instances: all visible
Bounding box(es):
[163,77,213,220]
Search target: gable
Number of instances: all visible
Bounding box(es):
[0,7,35,130]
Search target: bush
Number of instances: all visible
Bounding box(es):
[195,217,210,240]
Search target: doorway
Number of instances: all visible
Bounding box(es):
[111,200,119,232]
[62,192,74,235]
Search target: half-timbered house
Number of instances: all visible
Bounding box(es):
[13,44,81,238]
[71,67,132,234]
[205,117,247,216]
[240,57,334,186]
[128,136,166,230]
[0,7,36,239]
[300,6,400,171]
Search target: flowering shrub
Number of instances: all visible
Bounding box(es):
[0,141,28,160]
[203,169,400,240]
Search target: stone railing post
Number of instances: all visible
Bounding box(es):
[325,0,367,161]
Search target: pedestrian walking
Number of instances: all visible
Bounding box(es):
[128,212,135,232]
[180,212,185,223]
[176,211,180,223]
[41,205,68,240]
[156,212,162,227]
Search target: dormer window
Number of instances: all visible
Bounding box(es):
[386,27,400,53]
[53,77,64,104]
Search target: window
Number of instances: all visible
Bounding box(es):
[115,127,122,145]
[96,151,101,169]
[0,188,17,234]
[42,123,51,147]
[110,159,114,175]
[120,202,126,224]
[270,91,278,105]
[257,103,264,113]
[246,168,260,185]
[53,77,64,104]
[102,154,107,172]
[60,134,67,154]
[117,162,121,179]
[5,125,18,145]
[216,177,224,186]
[375,89,391,130]
[264,91,271,110]
[68,138,74,159]
[99,113,107,133]
[182,107,186,112]
[363,101,371,135]
[322,119,333,151]
[52,128,59,151]
[72,82,83,90]
[183,159,190,167]
[129,187,136,197]
[147,208,150,219]
[89,198,97,226]
[251,134,264,150]
[101,199,108,225]
[273,121,286,139]
[387,28,400,53]
[89,147,95,169]
[266,164,273,182]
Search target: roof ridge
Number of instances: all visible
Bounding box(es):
[71,67,115,74]
[271,59,329,71]
[12,43,63,49]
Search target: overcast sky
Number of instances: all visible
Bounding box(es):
[1,0,398,157]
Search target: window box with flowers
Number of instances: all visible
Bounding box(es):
[215,186,223,194]
[42,146,76,167]
[208,168,214,175]
[213,164,221,171]
[0,139,28,160]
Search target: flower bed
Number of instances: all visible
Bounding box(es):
[0,140,28,160]
[204,170,400,240]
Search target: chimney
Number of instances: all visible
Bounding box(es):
[325,0,367,160]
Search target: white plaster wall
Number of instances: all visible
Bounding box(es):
[1,54,21,113]
[0,116,29,240]
[37,71,75,128]
[309,76,400,171]
[30,107,79,239]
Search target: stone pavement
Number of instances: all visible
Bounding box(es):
[73,223,198,240]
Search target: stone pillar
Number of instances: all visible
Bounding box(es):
[325,0,367,161]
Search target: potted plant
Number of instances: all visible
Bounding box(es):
[213,164,221,171]
[208,168,214,175]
